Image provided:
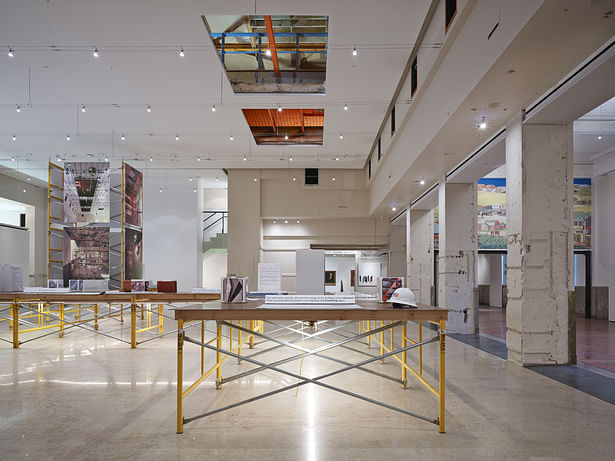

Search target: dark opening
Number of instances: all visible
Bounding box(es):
[378,137,382,161]
[445,0,457,32]
[391,106,396,136]
[19,213,26,227]
[305,168,319,185]
[411,57,418,96]
[368,157,372,179]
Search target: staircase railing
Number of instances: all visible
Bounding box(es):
[203,210,228,243]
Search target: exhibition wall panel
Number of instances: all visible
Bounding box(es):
[142,179,199,292]
[0,173,47,286]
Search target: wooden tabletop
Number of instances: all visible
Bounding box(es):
[173,299,448,322]
[0,292,221,304]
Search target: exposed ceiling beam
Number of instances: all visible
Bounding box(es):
[264,15,280,77]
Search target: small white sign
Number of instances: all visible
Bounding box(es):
[265,295,356,304]
[258,263,282,292]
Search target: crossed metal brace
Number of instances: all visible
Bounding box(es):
[181,320,440,426]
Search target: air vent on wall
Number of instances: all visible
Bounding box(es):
[305,168,319,185]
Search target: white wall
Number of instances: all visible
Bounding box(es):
[477,253,490,285]
[142,178,199,291]
[0,225,29,286]
[325,255,355,293]
[203,252,227,290]
[203,188,227,210]
[592,170,615,320]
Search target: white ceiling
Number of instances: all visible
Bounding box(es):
[0,0,431,183]
[574,96,615,163]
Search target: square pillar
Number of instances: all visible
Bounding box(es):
[437,180,478,333]
[489,254,503,308]
[407,209,434,305]
[505,113,574,365]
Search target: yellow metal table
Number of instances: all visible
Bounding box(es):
[173,300,448,434]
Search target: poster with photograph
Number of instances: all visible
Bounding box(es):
[477,178,507,249]
[124,163,143,228]
[63,227,109,285]
[573,179,591,249]
[64,162,110,223]
[124,227,143,280]
[358,261,379,287]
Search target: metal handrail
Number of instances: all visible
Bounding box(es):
[202,211,228,241]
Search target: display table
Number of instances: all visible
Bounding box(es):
[0,292,220,348]
[173,300,448,434]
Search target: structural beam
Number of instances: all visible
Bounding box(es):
[264,15,280,76]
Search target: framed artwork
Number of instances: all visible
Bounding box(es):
[324,270,336,286]
[350,269,355,287]
[358,261,379,287]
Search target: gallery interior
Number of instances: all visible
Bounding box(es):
[1,1,614,459]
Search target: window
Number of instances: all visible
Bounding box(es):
[411,57,418,97]
[391,106,396,136]
[305,168,319,185]
[378,137,382,161]
[445,0,457,33]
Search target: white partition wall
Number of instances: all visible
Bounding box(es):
[296,249,325,295]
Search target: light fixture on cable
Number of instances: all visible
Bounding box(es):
[12,134,16,141]
[230,134,234,141]
[478,116,487,130]
[211,104,216,112]
[179,47,185,57]
[81,105,86,113]
[344,103,348,111]
[93,47,99,58]
[66,134,71,141]
[277,104,282,112]
[121,134,125,141]
[285,134,289,140]
[197,155,201,162]
[339,133,343,140]
[265,49,272,57]
[289,156,293,162]
[419,179,425,185]
[11,156,15,162]
[335,156,339,161]
[8,47,14,57]
[16,105,21,113]
[147,105,152,113]
[175,134,179,142]
[149,156,153,162]
[243,156,247,162]
[352,46,357,56]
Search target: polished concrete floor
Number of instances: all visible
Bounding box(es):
[479,305,615,373]
[1,316,615,460]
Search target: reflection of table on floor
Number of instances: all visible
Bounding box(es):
[0,292,220,348]
[174,300,448,434]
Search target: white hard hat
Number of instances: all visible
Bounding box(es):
[391,287,418,308]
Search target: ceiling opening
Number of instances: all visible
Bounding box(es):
[242,108,324,145]
[202,15,328,93]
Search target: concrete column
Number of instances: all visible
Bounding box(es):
[389,222,406,278]
[489,254,503,307]
[227,170,261,284]
[407,208,434,305]
[505,113,574,365]
[437,179,478,333]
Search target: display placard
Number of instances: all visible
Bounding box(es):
[258,263,281,292]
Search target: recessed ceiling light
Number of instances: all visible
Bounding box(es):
[23,189,26,193]
[215,177,218,182]
[253,177,258,182]
[147,105,152,113]
[93,47,99,58]
[197,155,201,162]
[392,206,397,212]
[121,134,125,141]
[243,156,247,161]
[211,104,216,112]
[332,177,336,181]
[81,105,86,113]
[179,47,185,57]
[27,177,30,181]
[478,116,487,130]
[189,176,193,182]
[16,105,21,112]
[266,49,272,57]
[11,134,16,141]
[11,156,15,161]
[296,219,300,224]
[273,219,276,224]
[292,176,296,181]
[419,179,425,185]
[597,135,603,140]
[104,156,109,162]
[8,47,14,57]
[277,104,282,112]
[335,156,339,161]
[193,188,197,193]
[352,46,357,56]
[284,219,288,224]
[289,156,293,162]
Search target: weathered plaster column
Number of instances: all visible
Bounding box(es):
[437,179,478,333]
[407,208,434,305]
[505,113,574,365]
[592,170,615,321]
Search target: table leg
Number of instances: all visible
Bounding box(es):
[201,320,205,375]
[402,322,407,388]
[12,300,19,349]
[439,320,446,434]
[131,301,137,348]
[249,320,254,348]
[216,321,222,389]
[380,320,384,363]
[59,303,64,338]
[177,319,184,434]
[238,320,242,364]
[159,304,164,334]
[94,304,99,331]
[419,321,423,376]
